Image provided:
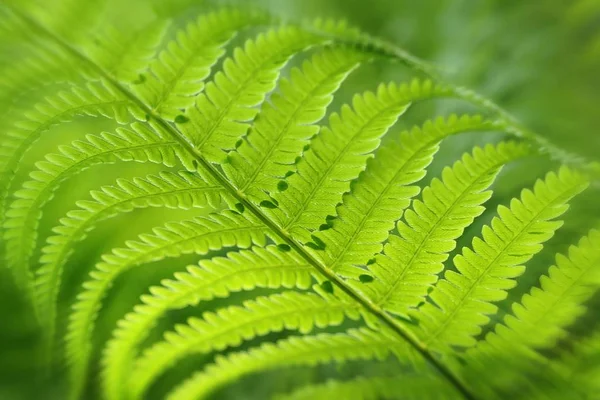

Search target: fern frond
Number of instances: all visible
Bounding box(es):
[415,167,589,352]
[0,79,137,194]
[166,328,411,400]
[222,46,366,191]
[101,245,313,400]
[3,122,182,295]
[313,116,513,279]
[360,141,533,316]
[276,374,456,400]
[1,3,596,399]
[476,228,600,353]
[35,171,225,357]
[0,80,140,291]
[271,80,454,240]
[128,290,363,399]
[179,25,325,161]
[66,211,267,399]
[133,9,269,121]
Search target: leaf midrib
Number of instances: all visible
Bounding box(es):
[13,10,475,400]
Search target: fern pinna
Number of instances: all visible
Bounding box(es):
[0,1,598,399]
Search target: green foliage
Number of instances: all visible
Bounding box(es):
[0,1,598,400]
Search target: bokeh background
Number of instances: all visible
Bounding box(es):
[261,0,600,161]
[1,0,598,399]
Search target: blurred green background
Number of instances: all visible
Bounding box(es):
[1,0,599,399]
[264,0,600,161]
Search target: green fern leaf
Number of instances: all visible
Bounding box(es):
[222,46,366,191]
[415,166,589,352]
[0,80,140,290]
[101,245,313,400]
[0,80,137,197]
[359,141,533,316]
[442,200,599,400]
[0,3,596,400]
[3,122,182,296]
[35,170,225,358]
[166,328,412,400]
[128,290,363,399]
[269,80,454,240]
[179,26,325,161]
[473,228,600,353]
[313,116,514,279]
[133,9,269,120]
[66,210,268,399]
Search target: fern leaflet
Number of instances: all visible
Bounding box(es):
[359,141,533,317]
[101,245,313,400]
[415,167,588,352]
[129,290,362,399]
